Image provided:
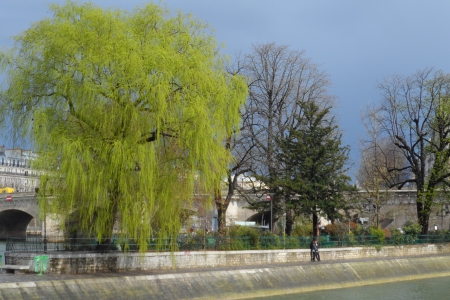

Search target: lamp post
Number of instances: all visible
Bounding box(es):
[266,194,272,233]
[42,185,47,253]
[36,186,47,253]
[363,199,373,228]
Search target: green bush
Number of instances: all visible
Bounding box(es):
[402,221,422,235]
[260,231,280,249]
[346,231,356,246]
[390,228,404,245]
[370,227,386,244]
[402,221,421,244]
[291,222,313,236]
[225,225,260,249]
[282,236,300,249]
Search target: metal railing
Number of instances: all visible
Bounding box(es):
[5,233,450,253]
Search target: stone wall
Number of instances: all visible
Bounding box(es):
[2,256,450,299]
[6,243,450,274]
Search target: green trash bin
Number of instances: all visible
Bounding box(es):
[34,255,49,276]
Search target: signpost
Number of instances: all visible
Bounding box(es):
[267,194,272,232]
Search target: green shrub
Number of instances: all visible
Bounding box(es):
[346,231,356,246]
[402,221,422,235]
[370,227,386,244]
[217,237,247,250]
[282,236,300,249]
[225,225,260,249]
[291,222,313,236]
[260,231,280,249]
[402,221,421,244]
[390,228,404,245]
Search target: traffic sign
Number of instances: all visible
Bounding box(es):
[266,194,271,201]
[6,195,12,202]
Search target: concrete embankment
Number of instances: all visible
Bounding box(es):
[1,255,450,299]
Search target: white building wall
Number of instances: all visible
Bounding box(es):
[0,145,39,192]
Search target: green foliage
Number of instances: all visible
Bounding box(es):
[402,222,422,235]
[0,1,247,252]
[402,221,422,244]
[352,224,370,236]
[282,236,300,249]
[346,231,356,246]
[220,226,261,250]
[370,227,386,244]
[274,101,355,229]
[291,222,313,237]
[260,231,281,249]
[390,228,404,245]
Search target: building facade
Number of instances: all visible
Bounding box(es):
[0,146,39,192]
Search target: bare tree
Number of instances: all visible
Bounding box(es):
[242,43,334,233]
[358,107,407,227]
[214,58,257,232]
[373,68,450,233]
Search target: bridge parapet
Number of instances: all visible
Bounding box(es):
[0,192,37,207]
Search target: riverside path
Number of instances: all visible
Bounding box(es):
[0,254,450,300]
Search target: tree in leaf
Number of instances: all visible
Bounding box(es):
[0,1,247,251]
[276,101,354,237]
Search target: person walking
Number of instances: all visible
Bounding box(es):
[312,240,320,262]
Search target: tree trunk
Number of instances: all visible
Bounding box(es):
[216,190,233,233]
[217,204,228,232]
[312,212,319,238]
[285,208,293,236]
[417,191,434,234]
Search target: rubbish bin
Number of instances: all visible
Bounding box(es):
[34,255,49,275]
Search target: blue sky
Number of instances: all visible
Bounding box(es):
[2,0,450,181]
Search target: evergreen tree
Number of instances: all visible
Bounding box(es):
[276,101,354,236]
[241,43,334,232]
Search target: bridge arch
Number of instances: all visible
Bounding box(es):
[0,209,35,239]
[0,192,41,239]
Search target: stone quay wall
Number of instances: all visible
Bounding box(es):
[1,255,450,299]
[6,243,450,274]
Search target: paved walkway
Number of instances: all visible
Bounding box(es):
[0,253,442,284]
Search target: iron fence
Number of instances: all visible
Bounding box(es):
[5,233,450,253]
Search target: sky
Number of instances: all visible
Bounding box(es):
[2,0,450,181]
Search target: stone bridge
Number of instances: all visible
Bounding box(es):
[0,192,41,239]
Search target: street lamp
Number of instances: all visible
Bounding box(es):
[266,194,272,233]
[35,187,47,253]
[363,199,373,227]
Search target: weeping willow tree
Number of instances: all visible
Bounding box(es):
[0,1,247,251]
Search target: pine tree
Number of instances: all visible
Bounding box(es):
[276,101,354,236]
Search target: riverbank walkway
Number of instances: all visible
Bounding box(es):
[1,253,449,300]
